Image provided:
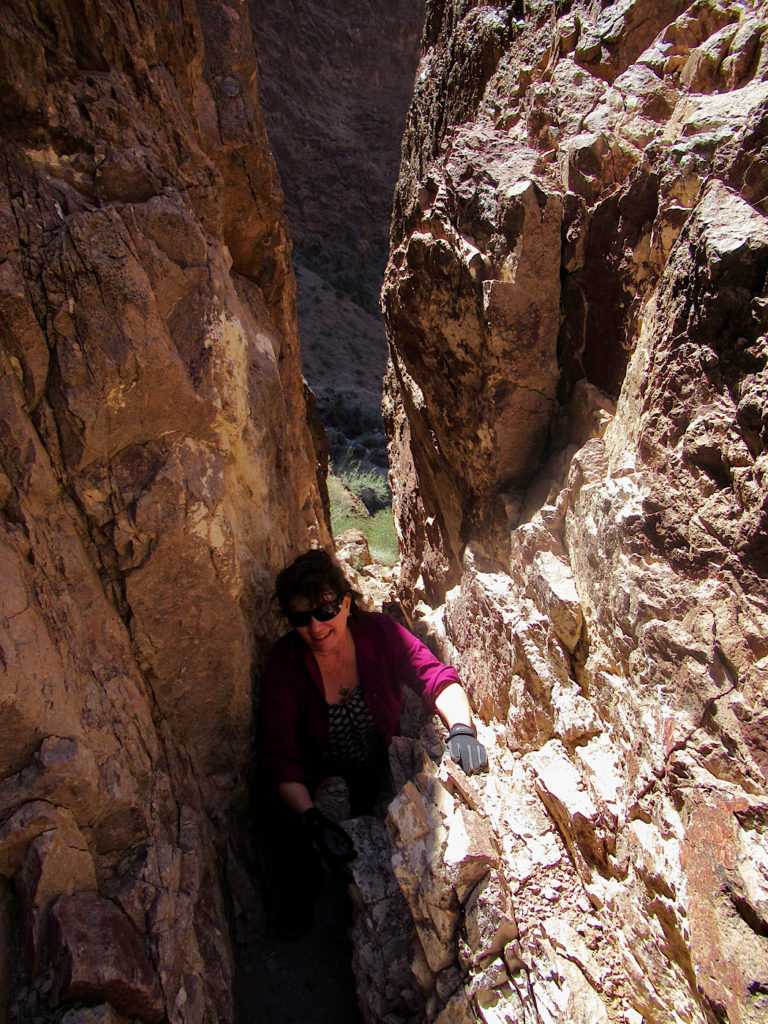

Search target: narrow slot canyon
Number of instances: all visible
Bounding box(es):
[1,3,768,1024]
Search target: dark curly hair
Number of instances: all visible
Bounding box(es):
[274,548,361,618]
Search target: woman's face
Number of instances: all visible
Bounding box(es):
[290,590,351,656]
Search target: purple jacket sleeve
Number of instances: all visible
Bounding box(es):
[259,613,462,790]
[259,638,311,788]
[380,615,461,709]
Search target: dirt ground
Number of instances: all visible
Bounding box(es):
[235,864,363,1024]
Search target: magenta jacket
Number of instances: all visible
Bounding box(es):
[259,611,460,790]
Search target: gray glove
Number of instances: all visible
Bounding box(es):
[447,724,489,775]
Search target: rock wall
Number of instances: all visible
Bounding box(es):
[378,1,768,1022]
[0,1,329,1021]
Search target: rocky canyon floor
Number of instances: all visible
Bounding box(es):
[235,878,362,1024]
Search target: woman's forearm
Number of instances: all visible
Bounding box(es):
[277,780,314,815]
[434,681,474,730]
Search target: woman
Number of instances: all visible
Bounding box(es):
[259,548,487,892]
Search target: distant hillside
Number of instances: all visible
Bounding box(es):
[249,0,426,442]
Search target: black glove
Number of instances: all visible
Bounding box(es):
[447,724,489,775]
[300,807,357,881]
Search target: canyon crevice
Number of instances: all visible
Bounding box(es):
[1,2,768,1024]
[248,0,426,445]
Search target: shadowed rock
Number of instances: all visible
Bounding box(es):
[0,0,329,1020]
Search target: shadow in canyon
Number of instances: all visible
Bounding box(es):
[234,3,426,1021]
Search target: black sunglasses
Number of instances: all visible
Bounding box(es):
[286,597,343,628]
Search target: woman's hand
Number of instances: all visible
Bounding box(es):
[447,723,488,774]
[434,682,488,775]
[300,808,357,881]
[277,782,357,880]
[276,780,315,815]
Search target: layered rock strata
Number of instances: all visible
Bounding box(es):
[376,1,768,1022]
[0,1,328,1021]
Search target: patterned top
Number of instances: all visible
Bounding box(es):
[323,687,383,772]
[261,611,460,789]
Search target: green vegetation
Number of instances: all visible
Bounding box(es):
[316,388,397,566]
[363,509,399,566]
[333,507,398,567]
[332,454,389,514]
[329,462,398,566]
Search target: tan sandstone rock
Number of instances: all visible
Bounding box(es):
[0,0,330,1021]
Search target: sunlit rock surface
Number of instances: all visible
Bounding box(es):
[0,1,328,1020]
[374,1,768,1022]
[4,0,768,1022]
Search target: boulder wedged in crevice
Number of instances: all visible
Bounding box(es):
[347,720,614,1023]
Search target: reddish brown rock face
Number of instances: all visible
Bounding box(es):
[376,1,768,1022]
[49,892,163,1023]
[0,0,329,1021]
[3,1,768,1022]
[682,795,768,1024]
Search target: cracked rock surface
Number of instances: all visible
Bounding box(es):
[374,1,768,1022]
[0,1,329,1021]
[3,1,768,1023]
